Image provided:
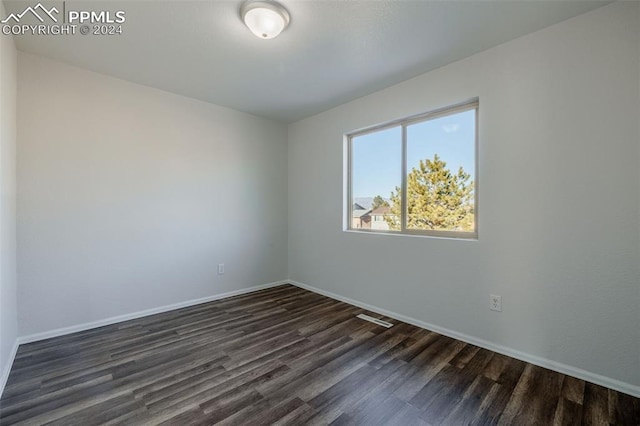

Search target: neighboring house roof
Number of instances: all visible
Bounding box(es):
[352,203,366,211]
[371,206,392,215]
[354,197,391,211]
[352,209,371,218]
[353,197,374,210]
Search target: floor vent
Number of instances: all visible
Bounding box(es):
[357,314,393,328]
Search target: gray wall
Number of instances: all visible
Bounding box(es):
[17,53,288,335]
[288,2,640,389]
[0,2,18,389]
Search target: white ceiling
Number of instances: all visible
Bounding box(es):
[5,0,609,123]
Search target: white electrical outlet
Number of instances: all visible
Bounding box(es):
[217,263,225,275]
[490,294,502,312]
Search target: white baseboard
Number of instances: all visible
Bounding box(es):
[18,281,288,345]
[1,280,287,398]
[7,279,638,399]
[289,280,640,398]
[0,339,20,399]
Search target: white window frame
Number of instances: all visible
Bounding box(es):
[345,98,479,240]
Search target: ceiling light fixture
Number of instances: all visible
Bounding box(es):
[240,1,290,40]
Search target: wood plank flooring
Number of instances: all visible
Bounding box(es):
[1,285,638,425]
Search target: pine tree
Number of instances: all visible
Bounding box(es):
[386,155,474,231]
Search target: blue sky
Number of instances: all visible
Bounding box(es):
[352,109,475,199]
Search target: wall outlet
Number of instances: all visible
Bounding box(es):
[490,294,502,312]
[217,263,225,275]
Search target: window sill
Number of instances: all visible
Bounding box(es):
[343,228,478,241]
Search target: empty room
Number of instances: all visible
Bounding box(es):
[0,0,639,424]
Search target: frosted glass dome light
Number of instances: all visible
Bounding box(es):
[240,1,290,40]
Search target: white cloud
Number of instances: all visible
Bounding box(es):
[442,123,460,133]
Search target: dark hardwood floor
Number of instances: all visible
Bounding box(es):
[0,285,638,425]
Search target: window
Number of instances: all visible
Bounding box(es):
[346,99,478,239]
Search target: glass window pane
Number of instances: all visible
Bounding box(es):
[351,126,402,231]
[406,109,476,232]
